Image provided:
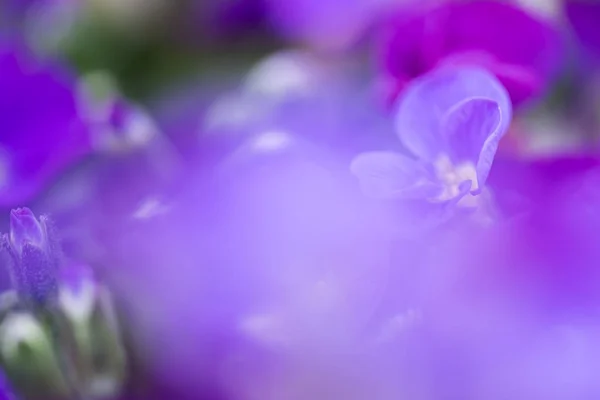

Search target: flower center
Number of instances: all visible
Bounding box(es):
[433,155,479,203]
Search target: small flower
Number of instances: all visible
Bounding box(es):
[2,208,61,307]
[351,66,511,208]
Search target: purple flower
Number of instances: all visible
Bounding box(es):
[2,208,61,306]
[402,156,600,399]
[379,0,563,107]
[351,66,511,209]
[0,375,13,400]
[0,42,91,207]
[264,0,397,50]
[190,0,404,49]
[155,50,396,168]
[96,110,398,397]
[565,0,600,65]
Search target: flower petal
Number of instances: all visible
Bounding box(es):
[445,0,563,104]
[439,53,542,106]
[380,0,563,106]
[350,151,439,199]
[395,66,511,163]
[266,0,374,50]
[442,97,505,190]
[0,42,91,206]
[566,0,600,62]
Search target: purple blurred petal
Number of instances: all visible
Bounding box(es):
[193,0,267,40]
[266,0,373,50]
[565,0,600,63]
[102,139,396,396]
[381,0,563,106]
[350,151,439,199]
[395,66,511,163]
[0,42,91,206]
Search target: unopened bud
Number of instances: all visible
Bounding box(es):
[3,208,61,307]
[9,208,46,255]
[0,312,71,400]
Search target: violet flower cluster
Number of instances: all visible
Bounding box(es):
[2,0,600,400]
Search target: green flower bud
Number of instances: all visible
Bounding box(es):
[0,266,128,400]
[0,311,71,400]
[55,265,127,400]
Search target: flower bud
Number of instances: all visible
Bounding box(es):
[0,311,71,400]
[3,208,61,307]
[9,208,46,255]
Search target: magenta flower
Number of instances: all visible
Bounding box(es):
[0,42,91,206]
[351,66,511,208]
[380,0,563,107]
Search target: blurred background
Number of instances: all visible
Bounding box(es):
[2,0,600,399]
